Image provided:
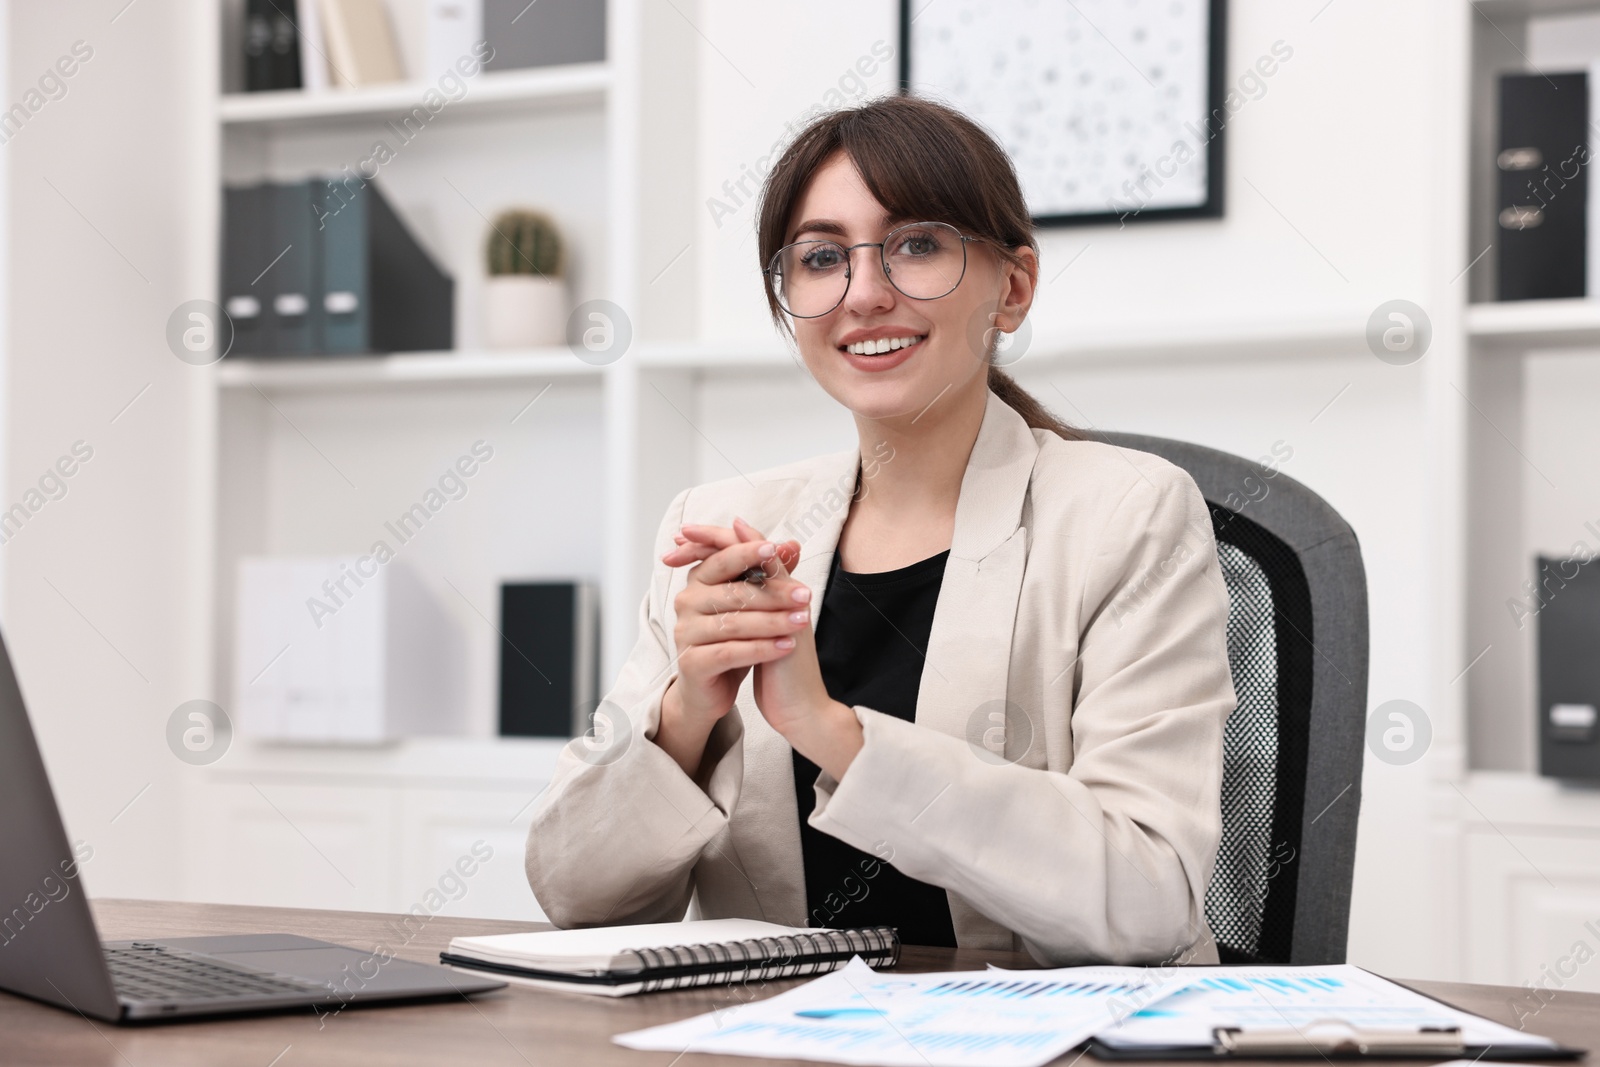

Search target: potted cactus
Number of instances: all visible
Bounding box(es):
[483,208,567,349]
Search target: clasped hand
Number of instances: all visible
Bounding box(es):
[659,516,863,781]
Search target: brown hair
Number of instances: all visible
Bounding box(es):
[755,93,1084,441]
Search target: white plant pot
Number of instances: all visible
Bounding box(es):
[483,275,567,350]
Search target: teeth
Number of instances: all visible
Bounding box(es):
[845,334,924,356]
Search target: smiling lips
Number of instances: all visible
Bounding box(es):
[840,333,926,356]
[837,332,926,372]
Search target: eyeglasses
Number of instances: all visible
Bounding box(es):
[764,220,981,319]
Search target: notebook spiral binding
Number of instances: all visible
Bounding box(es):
[615,926,900,994]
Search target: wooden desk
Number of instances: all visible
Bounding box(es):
[0,899,1588,1066]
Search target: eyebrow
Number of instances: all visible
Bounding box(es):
[788,211,913,243]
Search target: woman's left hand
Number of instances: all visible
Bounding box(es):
[668,517,864,779]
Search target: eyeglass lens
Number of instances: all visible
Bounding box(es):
[769,221,967,318]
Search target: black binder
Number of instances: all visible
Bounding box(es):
[243,0,303,91]
[221,184,271,353]
[1496,71,1589,301]
[243,0,275,92]
[268,181,320,354]
[269,0,304,90]
[1537,555,1600,780]
[220,178,454,356]
[316,178,454,354]
[497,581,599,738]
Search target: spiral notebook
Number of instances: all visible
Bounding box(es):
[438,918,901,997]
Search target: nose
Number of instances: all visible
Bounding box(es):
[837,243,897,315]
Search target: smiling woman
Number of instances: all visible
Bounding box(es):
[755,97,1085,440]
[525,94,1237,967]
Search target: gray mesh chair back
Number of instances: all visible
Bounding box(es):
[1093,432,1369,965]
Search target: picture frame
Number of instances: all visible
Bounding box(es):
[898,0,1228,228]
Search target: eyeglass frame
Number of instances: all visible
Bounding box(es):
[762,220,989,319]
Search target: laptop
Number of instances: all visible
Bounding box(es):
[0,628,505,1022]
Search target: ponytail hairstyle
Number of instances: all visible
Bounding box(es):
[755,93,1084,441]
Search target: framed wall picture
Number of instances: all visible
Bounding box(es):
[899,0,1228,227]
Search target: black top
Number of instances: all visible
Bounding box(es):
[791,545,958,948]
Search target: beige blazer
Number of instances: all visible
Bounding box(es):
[525,388,1237,966]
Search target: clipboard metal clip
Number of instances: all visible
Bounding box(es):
[1212,1020,1466,1057]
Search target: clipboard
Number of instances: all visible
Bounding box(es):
[1090,1022,1585,1059]
[1086,972,1587,1060]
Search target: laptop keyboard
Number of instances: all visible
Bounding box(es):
[106,944,330,1002]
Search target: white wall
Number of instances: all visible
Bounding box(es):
[6,0,213,898]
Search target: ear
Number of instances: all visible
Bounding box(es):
[990,244,1038,335]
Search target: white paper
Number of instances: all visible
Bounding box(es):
[1093,964,1557,1051]
[614,955,1203,1067]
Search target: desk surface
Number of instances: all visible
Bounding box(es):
[0,899,1587,1067]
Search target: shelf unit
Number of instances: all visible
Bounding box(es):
[1460,0,1600,785]
[207,0,701,702]
[1437,0,1600,988]
[217,63,612,129]
[190,0,705,919]
[1473,0,1600,17]
[1466,298,1600,349]
[216,349,606,390]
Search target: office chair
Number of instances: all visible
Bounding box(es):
[1093,432,1369,965]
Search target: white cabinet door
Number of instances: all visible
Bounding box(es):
[186,779,398,913]
[1463,827,1600,993]
[398,786,550,923]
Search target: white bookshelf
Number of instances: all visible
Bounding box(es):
[217,349,607,390]
[207,0,688,702]
[1462,0,1600,787]
[1472,0,1600,18]
[217,63,612,129]
[1446,0,1600,990]
[188,0,699,919]
[1466,298,1600,349]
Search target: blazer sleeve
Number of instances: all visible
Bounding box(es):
[807,460,1237,965]
[523,486,747,927]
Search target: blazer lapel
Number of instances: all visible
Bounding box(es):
[917,391,1044,949]
[723,389,1045,941]
[915,390,1041,741]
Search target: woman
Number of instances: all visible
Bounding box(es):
[525,94,1236,966]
